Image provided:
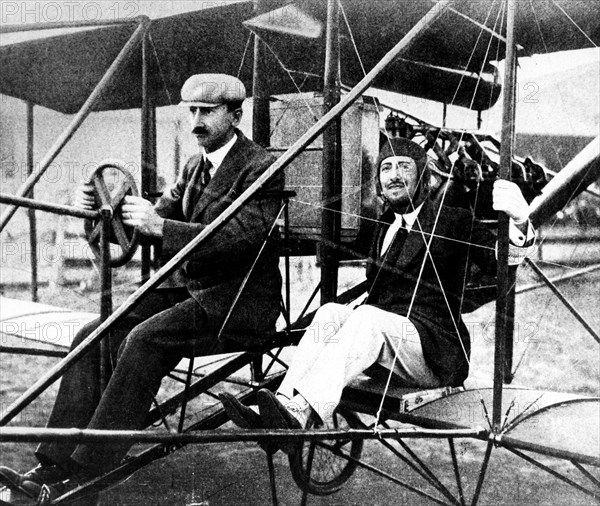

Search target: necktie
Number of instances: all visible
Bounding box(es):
[381,216,405,256]
[184,157,213,219]
[200,158,213,187]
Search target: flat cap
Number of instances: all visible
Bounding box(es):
[179,73,246,107]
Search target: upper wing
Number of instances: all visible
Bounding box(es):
[1,0,597,114]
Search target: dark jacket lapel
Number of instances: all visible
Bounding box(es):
[395,198,437,268]
[365,210,393,279]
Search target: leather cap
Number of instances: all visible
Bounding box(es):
[378,137,427,172]
[179,73,246,107]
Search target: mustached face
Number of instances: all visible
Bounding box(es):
[189,104,241,152]
[379,156,419,209]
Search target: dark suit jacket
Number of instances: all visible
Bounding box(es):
[364,198,497,386]
[155,130,283,347]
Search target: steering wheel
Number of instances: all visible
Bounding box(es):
[83,160,140,267]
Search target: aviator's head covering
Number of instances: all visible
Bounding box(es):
[376,136,431,210]
[179,74,246,107]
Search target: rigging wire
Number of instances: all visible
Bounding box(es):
[480,0,507,130]
[550,0,598,48]
[338,0,366,77]
[216,203,286,341]
[237,32,253,79]
[289,198,496,252]
[148,32,173,106]
[253,33,320,122]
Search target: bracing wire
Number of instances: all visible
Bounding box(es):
[289,198,496,253]
[254,33,321,122]
[216,203,286,341]
[338,0,366,77]
[549,0,598,48]
[148,32,174,106]
[237,32,253,79]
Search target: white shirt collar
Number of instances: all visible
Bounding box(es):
[203,133,237,173]
[381,203,424,255]
[394,202,423,232]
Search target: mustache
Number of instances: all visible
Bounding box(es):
[192,127,208,135]
[386,180,407,188]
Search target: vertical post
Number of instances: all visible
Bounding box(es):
[320,0,342,304]
[284,197,291,331]
[477,110,482,129]
[493,0,518,431]
[442,103,447,128]
[26,102,38,302]
[99,207,113,391]
[173,120,181,180]
[141,29,156,282]
[252,0,272,148]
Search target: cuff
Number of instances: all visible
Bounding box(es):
[508,219,535,247]
[507,220,536,265]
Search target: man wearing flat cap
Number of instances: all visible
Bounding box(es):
[0,74,283,499]
[221,137,535,447]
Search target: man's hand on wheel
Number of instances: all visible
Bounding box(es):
[73,183,96,211]
[121,195,164,238]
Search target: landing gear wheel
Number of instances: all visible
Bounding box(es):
[288,407,364,496]
[83,160,140,267]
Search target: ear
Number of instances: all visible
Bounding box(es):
[231,108,243,127]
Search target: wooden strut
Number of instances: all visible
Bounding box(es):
[524,258,600,345]
[375,435,460,504]
[0,0,455,427]
[0,193,98,220]
[0,426,486,445]
[313,440,453,506]
[0,15,143,33]
[26,102,38,302]
[492,0,518,432]
[320,0,342,304]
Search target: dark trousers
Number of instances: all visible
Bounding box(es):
[35,288,238,476]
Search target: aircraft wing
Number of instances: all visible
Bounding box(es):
[408,387,600,466]
[343,380,600,467]
[0,296,96,349]
[1,0,598,114]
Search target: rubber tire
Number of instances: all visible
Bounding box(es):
[288,407,364,496]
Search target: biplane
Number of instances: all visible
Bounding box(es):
[0,0,599,504]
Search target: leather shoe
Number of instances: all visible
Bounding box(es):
[219,393,263,429]
[0,465,69,499]
[257,389,303,454]
[219,393,280,453]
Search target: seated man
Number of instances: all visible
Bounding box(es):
[0,74,283,500]
[221,137,534,449]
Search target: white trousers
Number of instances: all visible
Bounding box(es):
[278,303,441,421]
